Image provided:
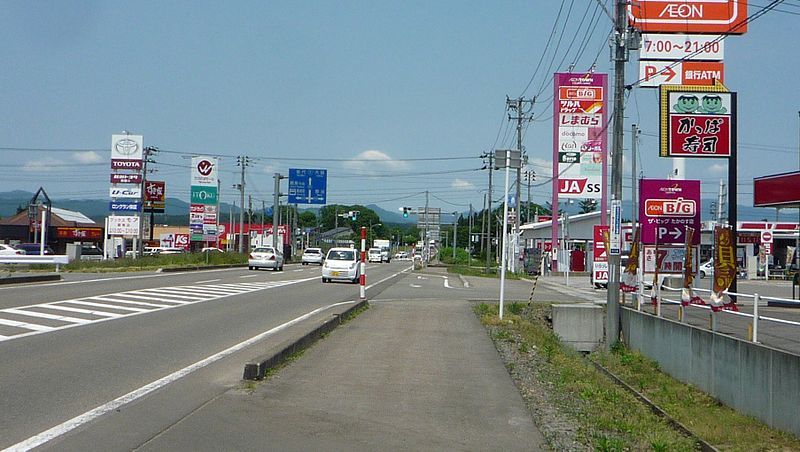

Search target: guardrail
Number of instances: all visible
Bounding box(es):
[626,282,800,348]
[0,255,70,272]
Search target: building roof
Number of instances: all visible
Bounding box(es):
[0,206,97,227]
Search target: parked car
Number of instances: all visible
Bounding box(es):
[201,247,224,253]
[0,244,24,255]
[322,247,360,283]
[79,244,104,261]
[14,243,54,255]
[367,247,383,263]
[248,246,284,271]
[301,247,324,265]
[394,251,409,260]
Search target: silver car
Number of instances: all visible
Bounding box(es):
[248,246,284,271]
[301,247,324,265]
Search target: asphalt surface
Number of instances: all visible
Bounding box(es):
[0,263,405,450]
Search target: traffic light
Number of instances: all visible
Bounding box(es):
[402,207,410,218]
[349,210,359,221]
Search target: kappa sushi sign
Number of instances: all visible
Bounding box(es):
[628,1,748,34]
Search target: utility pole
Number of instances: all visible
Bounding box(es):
[138,145,158,257]
[483,151,494,271]
[273,173,284,254]
[507,97,534,271]
[631,125,639,226]
[236,156,250,253]
[468,203,473,262]
[524,170,535,223]
[424,190,430,265]
[607,0,630,350]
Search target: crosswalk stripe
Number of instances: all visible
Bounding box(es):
[86,296,174,309]
[36,304,122,318]
[2,309,91,324]
[165,287,243,296]
[104,293,195,304]
[68,300,150,312]
[132,289,210,300]
[0,318,54,332]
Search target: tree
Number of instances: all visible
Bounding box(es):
[579,199,598,214]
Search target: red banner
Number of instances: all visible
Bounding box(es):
[56,227,103,240]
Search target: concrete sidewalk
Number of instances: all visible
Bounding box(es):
[139,296,547,451]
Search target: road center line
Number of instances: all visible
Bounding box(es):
[3,300,358,452]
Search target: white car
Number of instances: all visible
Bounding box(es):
[367,247,382,263]
[248,246,284,271]
[301,247,324,265]
[0,244,24,255]
[394,251,409,260]
[322,247,360,283]
[698,259,713,278]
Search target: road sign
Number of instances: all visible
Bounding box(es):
[640,34,724,61]
[610,200,622,255]
[761,230,773,244]
[640,179,701,245]
[639,61,724,88]
[287,168,327,205]
[628,0,748,34]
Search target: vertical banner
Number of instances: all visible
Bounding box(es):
[711,225,738,311]
[621,226,640,293]
[681,227,704,306]
[553,72,608,200]
[592,225,610,286]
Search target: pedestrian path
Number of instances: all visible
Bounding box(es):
[0,279,306,342]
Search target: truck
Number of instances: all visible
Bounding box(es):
[373,239,391,263]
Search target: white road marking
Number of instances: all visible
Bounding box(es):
[2,309,90,324]
[0,276,321,344]
[4,300,358,452]
[410,284,422,288]
[194,279,221,284]
[239,274,261,278]
[0,318,52,332]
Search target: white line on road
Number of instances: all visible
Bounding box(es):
[3,300,358,452]
[194,279,221,284]
[0,267,245,291]
[239,274,261,278]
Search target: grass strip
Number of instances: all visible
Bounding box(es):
[477,302,699,451]
[592,345,800,452]
[447,265,521,280]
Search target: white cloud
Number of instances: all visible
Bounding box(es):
[72,151,103,164]
[451,178,474,190]
[709,163,726,175]
[22,158,64,172]
[344,150,408,172]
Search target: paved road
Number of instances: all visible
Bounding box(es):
[0,262,408,450]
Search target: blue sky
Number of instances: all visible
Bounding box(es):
[0,1,798,218]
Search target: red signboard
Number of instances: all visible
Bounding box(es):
[628,1,748,34]
[753,171,800,207]
[593,225,609,262]
[56,227,103,240]
[111,159,143,171]
[144,181,166,202]
[110,173,142,184]
[660,86,735,158]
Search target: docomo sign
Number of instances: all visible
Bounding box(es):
[628,1,748,34]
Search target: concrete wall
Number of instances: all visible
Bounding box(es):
[621,307,800,437]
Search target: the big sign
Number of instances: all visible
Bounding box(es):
[639,179,701,245]
[660,85,735,158]
[628,0,748,34]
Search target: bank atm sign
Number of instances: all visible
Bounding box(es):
[628,1,748,34]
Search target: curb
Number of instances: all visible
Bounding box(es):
[242,300,368,380]
[0,274,61,285]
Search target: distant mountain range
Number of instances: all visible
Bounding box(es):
[0,190,794,224]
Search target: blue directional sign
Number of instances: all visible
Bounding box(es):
[288,168,327,205]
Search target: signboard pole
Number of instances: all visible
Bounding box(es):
[728,94,738,301]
